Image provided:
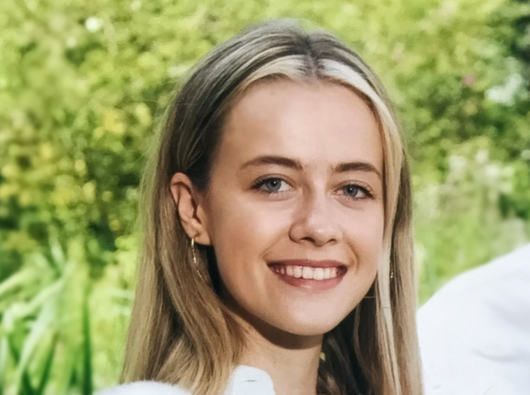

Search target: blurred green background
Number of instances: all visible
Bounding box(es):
[1,0,529,393]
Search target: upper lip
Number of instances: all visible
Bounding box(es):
[267,259,346,268]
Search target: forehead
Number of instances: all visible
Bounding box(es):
[217,79,383,172]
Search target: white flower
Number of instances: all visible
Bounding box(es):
[85,17,102,32]
[475,149,489,164]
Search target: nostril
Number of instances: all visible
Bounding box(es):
[287,197,341,245]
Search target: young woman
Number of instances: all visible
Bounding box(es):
[99,19,422,395]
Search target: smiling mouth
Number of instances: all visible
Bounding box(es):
[267,260,347,289]
[270,265,340,280]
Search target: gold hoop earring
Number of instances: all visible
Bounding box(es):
[390,261,394,280]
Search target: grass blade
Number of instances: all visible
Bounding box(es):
[0,335,10,392]
[6,332,34,395]
[35,333,58,395]
[81,286,93,395]
[15,294,56,393]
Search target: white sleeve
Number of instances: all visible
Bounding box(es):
[95,381,192,395]
[417,244,530,395]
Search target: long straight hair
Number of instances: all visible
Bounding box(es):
[122,20,422,395]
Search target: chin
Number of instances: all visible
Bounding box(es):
[266,309,351,338]
[281,322,339,337]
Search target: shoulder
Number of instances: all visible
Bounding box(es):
[96,366,277,395]
[418,243,530,336]
[96,381,191,395]
[419,243,530,318]
[417,244,530,395]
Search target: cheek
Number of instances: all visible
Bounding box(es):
[354,210,385,259]
[210,197,284,240]
[205,196,290,320]
[205,195,288,272]
[343,207,385,281]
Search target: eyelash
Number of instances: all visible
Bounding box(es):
[251,176,374,199]
[251,177,289,195]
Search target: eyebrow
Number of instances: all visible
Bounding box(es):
[240,155,303,171]
[334,161,382,180]
[240,155,382,180]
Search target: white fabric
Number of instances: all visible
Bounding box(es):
[96,381,185,395]
[96,365,276,395]
[418,244,530,395]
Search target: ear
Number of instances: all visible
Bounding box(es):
[170,172,212,246]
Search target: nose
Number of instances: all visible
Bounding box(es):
[288,192,341,247]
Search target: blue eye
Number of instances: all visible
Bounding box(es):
[253,177,290,194]
[342,184,370,199]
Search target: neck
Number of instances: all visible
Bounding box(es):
[238,321,323,395]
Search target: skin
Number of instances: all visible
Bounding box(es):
[171,79,384,395]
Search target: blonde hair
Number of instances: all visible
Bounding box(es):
[122,19,422,395]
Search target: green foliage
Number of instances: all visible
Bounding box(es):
[0,0,529,393]
[0,238,92,395]
[415,138,529,301]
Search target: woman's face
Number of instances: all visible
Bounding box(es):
[196,80,384,337]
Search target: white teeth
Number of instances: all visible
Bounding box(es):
[313,268,324,280]
[273,265,338,280]
[302,266,313,279]
[293,266,302,278]
[274,265,339,280]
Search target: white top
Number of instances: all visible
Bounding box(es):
[96,365,276,395]
[417,244,530,395]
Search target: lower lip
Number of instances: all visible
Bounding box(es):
[270,267,345,291]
